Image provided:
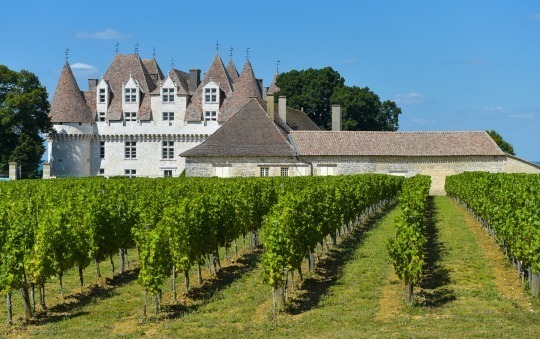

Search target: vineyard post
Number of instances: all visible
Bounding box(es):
[78,265,84,292]
[6,293,12,327]
[532,271,540,298]
[20,277,33,321]
[119,248,125,274]
[172,266,177,303]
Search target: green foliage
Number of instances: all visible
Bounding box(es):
[274,67,401,131]
[486,130,515,155]
[0,65,54,178]
[446,172,540,274]
[388,175,431,288]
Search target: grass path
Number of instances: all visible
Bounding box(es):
[4,196,540,337]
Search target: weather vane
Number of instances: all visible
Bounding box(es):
[215,41,219,53]
[153,46,156,59]
[135,42,139,55]
[115,42,119,54]
[65,48,69,61]
[246,47,250,60]
[229,46,234,58]
[276,60,280,73]
[171,58,175,69]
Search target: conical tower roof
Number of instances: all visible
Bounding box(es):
[49,61,94,123]
[226,58,239,83]
[185,54,234,121]
[219,59,261,122]
[267,72,280,95]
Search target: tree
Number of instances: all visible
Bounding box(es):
[274,67,400,131]
[486,130,515,155]
[0,65,53,178]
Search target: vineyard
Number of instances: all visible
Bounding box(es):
[1,173,539,337]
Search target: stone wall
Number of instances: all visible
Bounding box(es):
[301,155,506,195]
[503,155,540,174]
[185,157,309,177]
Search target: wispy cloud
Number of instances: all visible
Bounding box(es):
[509,113,535,120]
[529,13,540,21]
[393,92,426,104]
[71,62,99,76]
[75,28,131,40]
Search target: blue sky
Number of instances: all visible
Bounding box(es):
[1,0,539,161]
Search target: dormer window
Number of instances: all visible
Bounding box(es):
[125,88,137,103]
[204,111,217,122]
[99,88,106,103]
[162,88,174,103]
[204,88,217,103]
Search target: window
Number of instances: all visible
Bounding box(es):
[99,88,106,103]
[100,142,105,159]
[163,170,173,177]
[163,112,174,121]
[162,88,174,102]
[162,141,174,159]
[215,166,229,178]
[124,88,137,103]
[319,166,335,176]
[280,167,289,177]
[204,111,217,122]
[98,112,106,121]
[204,88,217,103]
[124,112,136,121]
[124,169,136,178]
[125,141,137,159]
[260,167,269,177]
[99,168,105,175]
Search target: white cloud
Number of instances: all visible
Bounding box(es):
[71,62,99,76]
[393,92,426,104]
[75,28,131,40]
[529,13,540,21]
[509,113,535,120]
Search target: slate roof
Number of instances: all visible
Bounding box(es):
[219,59,261,122]
[267,73,280,95]
[102,54,156,121]
[226,59,239,83]
[290,131,505,157]
[185,54,233,122]
[168,69,191,95]
[181,98,296,157]
[49,62,95,123]
[142,59,165,84]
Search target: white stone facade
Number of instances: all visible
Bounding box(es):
[185,157,310,178]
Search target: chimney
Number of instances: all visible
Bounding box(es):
[332,105,342,131]
[88,79,99,91]
[257,78,263,97]
[189,69,201,93]
[267,95,275,120]
[8,162,18,180]
[279,96,287,124]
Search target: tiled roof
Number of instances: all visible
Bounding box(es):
[256,99,320,131]
[185,54,233,122]
[102,54,156,121]
[168,69,190,95]
[226,59,239,83]
[142,59,165,84]
[267,73,280,95]
[49,62,95,123]
[181,98,296,157]
[83,91,97,115]
[219,59,261,122]
[290,131,505,156]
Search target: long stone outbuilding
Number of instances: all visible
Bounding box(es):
[182,98,540,195]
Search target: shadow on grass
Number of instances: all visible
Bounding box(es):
[417,196,456,307]
[287,203,394,315]
[29,269,139,325]
[160,250,261,319]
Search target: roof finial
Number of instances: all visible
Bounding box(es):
[153,46,156,59]
[246,47,250,60]
[276,60,280,74]
[215,40,219,53]
[171,58,175,69]
[229,46,234,58]
[115,42,119,54]
[65,48,69,61]
[135,42,139,55]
